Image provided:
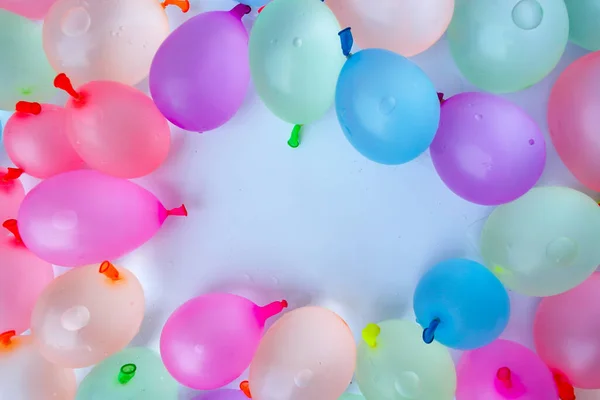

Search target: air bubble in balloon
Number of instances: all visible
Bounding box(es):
[0,0,58,19]
[194,389,250,400]
[564,0,600,51]
[0,167,25,223]
[161,293,288,390]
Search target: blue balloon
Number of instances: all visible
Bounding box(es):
[237,0,269,7]
[413,258,510,350]
[335,48,440,164]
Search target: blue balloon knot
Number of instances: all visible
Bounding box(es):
[338,27,353,57]
[422,318,440,344]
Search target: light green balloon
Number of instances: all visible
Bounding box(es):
[355,320,456,400]
[76,347,178,400]
[565,0,600,51]
[0,10,55,111]
[249,0,345,125]
[447,0,569,93]
[338,394,365,400]
[481,187,600,297]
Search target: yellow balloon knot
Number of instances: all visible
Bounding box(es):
[362,323,381,348]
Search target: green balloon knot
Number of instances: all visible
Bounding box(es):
[118,363,137,385]
[288,124,303,148]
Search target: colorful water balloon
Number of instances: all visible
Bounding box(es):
[194,389,250,400]
[338,394,365,400]
[431,92,546,205]
[414,258,510,350]
[246,306,356,400]
[54,74,170,178]
[576,389,600,400]
[565,0,600,51]
[150,4,251,133]
[161,293,288,390]
[43,0,189,86]
[76,347,178,400]
[447,0,569,93]
[0,167,25,223]
[535,273,600,389]
[4,101,84,179]
[548,51,600,191]
[0,10,56,111]
[481,186,600,296]
[0,0,58,19]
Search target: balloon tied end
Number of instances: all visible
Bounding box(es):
[54,73,81,100]
[99,261,120,282]
[362,323,381,348]
[161,0,190,12]
[0,330,16,347]
[230,3,251,19]
[15,101,41,115]
[2,219,22,244]
[437,92,445,104]
[553,370,576,400]
[288,124,302,148]
[496,367,513,389]
[338,27,354,57]
[1,168,24,183]
[167,204,188,217]
[240,381,252,398]
[422,318,440,344]
[118,363,137,384]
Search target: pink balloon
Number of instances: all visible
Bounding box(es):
[0,0,57,20]
[548,51,600,191]
[160,293,288,390]
[0,167,25,223]
[16,169,187,267]
[535,273,600,390]
[4,101,84,179]
[54,73,171,178]
[456,339,558,400]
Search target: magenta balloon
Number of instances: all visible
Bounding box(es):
[534,273,600,389]
[431,92,546,205]
[16,169,187,267]
[194,389,249,400]
[149,4,251,133]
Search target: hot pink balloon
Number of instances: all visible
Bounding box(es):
[54,73,170,178]
[15,169,187,267]
[160,293,288,390]
[0,0,57,20]
[456,339,558,400]
[0,167,25,223]
[4,101,84,179]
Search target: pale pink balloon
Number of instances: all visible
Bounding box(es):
[0,0,58,20]
[0,167,25,224]
[0,331,76,399]
[31,261,145,368]
[4,101,84,179]
[247,306,356,400]
[54,73,170,178]
[327,0,455,57]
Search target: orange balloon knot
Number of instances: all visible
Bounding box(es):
[0,330,16,347]
[2,219,23,244]
[15,101,42,115]
[54,73,81,100]
[240,381,252,398]
[99,261,121,281]
[1,168,24,183]
[166,204,188,217]
[161,0,190,12]
[553,370,576,400]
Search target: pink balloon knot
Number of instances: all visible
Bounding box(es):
[2,219,23,245]
[240,380,252,398]
[15,101,42,115]
[166,204,188,217]
[281,299,289,308]
[1,168,24,183]
[552,370,575,400]
[496,367,512,388]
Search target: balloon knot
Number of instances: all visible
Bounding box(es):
[54,73,81,100]
[2,219,23,244]
[362,323,381,348]
[1,168,23,182]
[422,318,440,344]
[0,330,16,347]
[437,92,446,104]
[99,261,120,282]
[496,367,512,388]
[230,3,251,19]
[166,204,188,217]
[118,364,137,384]
[258,5,265,13]
[15,101,42,115]
[240,381,252,398]
[288,124,302,148]
[338,27,354,57]
[161,0,190,12]
[553,370,576,400]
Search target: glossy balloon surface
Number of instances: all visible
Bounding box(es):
[534,273,600,389]
[248,306,356,400]
[336,49,440,165]
[447,0,569,93]
[431,92,545,205]
[249,0,345,124]
[481,186,600,296]
[565,0,600,51]
[576,389,600,400]
[76,347,178,400]
[338,394,365,400]
[43,0,170,86]
[0,10,55,111]
[194,389,250,400]
[0,0,57,19]
[150,6,250,133]
[0,167,25,222]
[327,0,454,56]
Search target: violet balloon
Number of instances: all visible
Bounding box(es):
[194,389,249,400]
[431,92,546,205]
[16,169,187,267]
[150,5,251,133]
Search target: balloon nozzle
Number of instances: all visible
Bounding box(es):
[240,380,252,398]
[0,330,16,347]
[437,92,446,104]
[288,124,303,148]
[99,261,120,281]
[362,323,381,348]
[2,219,22,244]
[553,370,576,400]
[496,367,513,389]
[54,73,81,100]
[338,27,353,57]
[1,168,24,182]
[256,299,288,323]
[230,4,251,19]
[161,0,190,12]
[166,204,188,217]
[422,318,440,344]
[15,101,42,115]
[118,363,137,384]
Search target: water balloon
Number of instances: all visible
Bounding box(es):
[564,0,600,51]
[194,389,250,400]
[0,167,25,223]
[0,0,58,19]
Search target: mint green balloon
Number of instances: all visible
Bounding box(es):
[447,0,569,93]
[76,347,178,400]
[565,0,600,51]
[0,10,55,111]
[481,187,600,297]
[356,320,456,400]
[338,394,365,400]
[249,0,345,125]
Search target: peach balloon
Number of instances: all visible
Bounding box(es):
[42,0,190,86]
[31,261,145,368]
[4,101,84,179]
[247,306,356,400]
[0,0,58,20]
[326,0,455,56]
[0,167,25,223]
[0,331,76,400]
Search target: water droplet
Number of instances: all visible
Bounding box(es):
[61,6,91,37]
[61,305,90,331]
[270,38,278,45]
[512,0,543,30]
[474,114,483,120]
[294,369,313,388]
[529,139,535,145]
[546,237,578,266]
[395,371,421,398]
[379,96,396,115]
[293,37,302,47]
[110,30,117,37]
[119,25,125,31]
[116,31,122,37]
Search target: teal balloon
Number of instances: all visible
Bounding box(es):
[447,0,569,93]
[76,347,178,400]
[0,10,56,111]
[338,394,365,400]
[565,0,600,51]
[249,0,345,124]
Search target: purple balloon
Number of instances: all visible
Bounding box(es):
[149,5,251,133]
[430,92,546,205]
[194,390,249,400]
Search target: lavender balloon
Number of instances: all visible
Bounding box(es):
[194,390,248,400]
[431,93,546,205]
[149,5,251,133]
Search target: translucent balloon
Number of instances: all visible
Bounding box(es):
[0,331,76,400]
[481,186,600,296]
[161,293,288,390]
[43,0,189,86]
[0,167,25,223]
[0,10,56,111]
[247,306,356,400]
[327,0,454,57]
[534,273,600,389]
[456,339,558,400]
[414,258,510,350]
[0,0,57,19]
[447,0,569,93]
[54,74,170,178]
[431,92,546,205]
[356,319,456,400]
[16,170,186,267]
[548,52,600,191]
[76,347,178,400]
[194,390,250,400]
[31,261,144,368]
[4,101,84,179]
[565,0,600,51]
[150,5,250,133]
[338,394,365,400]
